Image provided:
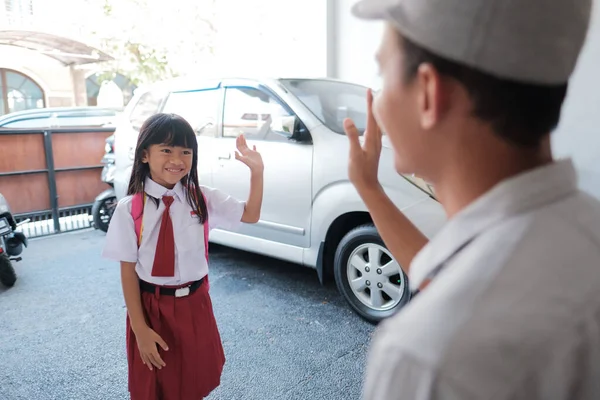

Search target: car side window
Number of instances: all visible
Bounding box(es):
[162,89,218,137]
[129,91,164,130]
[222,87,297,142]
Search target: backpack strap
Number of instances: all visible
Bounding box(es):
[131,192,145,247]
[201,191,209,262]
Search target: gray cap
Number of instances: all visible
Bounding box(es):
[352,0,592,85]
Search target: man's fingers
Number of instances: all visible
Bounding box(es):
[344,118,362,153]
[365,88,382,152]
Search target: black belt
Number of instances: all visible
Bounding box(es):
[139,278,204,297]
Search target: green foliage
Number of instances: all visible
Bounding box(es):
[88,0,215,86]
[95,37,178,86]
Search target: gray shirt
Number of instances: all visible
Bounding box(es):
[364,159,600,400]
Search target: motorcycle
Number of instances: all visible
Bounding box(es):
[92,135,117,233]
[0,193,28,288]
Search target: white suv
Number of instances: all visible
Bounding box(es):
[112,76,446,322]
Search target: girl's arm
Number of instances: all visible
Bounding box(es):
[120,261,147,333]
[235,134,264,224]
[121,261,168,371]
[242,171,263,223]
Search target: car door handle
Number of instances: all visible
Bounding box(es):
[218,152,231,160]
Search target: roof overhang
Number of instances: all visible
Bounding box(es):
[0,30,113,66]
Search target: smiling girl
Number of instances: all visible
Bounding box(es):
[102,113,264,400]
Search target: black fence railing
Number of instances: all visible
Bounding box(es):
[14,204,95,238]
[0,127,115,239]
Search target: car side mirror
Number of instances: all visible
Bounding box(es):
[290,117,312,144]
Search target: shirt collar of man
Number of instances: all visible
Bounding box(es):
[409,158,579,291]
[144,177,186,203]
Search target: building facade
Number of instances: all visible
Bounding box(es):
[0,0,135,115]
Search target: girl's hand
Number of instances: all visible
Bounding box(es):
[135,326,168,370]
[235,135,264,175]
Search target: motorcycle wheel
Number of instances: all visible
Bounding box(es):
[92,196,117,233]
[0,252,17,288]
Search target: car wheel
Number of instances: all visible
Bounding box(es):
[92,196,117,233]
[0,252,17,288]
[334,224,410,323]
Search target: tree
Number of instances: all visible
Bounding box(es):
[81,0,218,86]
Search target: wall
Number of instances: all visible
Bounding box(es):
[0,45,76,107]
[552,1,600,199]
[332,0,383,89]
[213,0,328,78]
[332,0,600,199]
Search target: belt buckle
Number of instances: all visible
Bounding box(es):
[175,286,190,298]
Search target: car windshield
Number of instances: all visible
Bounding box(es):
[279,79,368,135]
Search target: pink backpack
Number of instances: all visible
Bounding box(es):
[131,189,210,262]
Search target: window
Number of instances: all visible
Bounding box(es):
[129,91,164,130]
[279,79,369,135]
[0,69,45,116]
[4,0,33,24]
[162,89,219,137]
[223,87,297,142]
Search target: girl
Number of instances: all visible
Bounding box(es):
[102,113,264,400]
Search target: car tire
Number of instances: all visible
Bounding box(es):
[92,196,117,233]
[334,224,410,324]
[0,252,17,288]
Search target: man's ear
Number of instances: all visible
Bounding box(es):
[416,63,447,130]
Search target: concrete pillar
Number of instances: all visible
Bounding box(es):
[69,65,88,106]
[326,0,339,78]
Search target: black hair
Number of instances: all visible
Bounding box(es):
[400,35,568,147]
[127,113,208,224]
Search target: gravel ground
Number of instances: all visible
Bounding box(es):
[0,229,375,400]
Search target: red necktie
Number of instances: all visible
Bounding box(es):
[151,196,175,277]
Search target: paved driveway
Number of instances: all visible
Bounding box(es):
[0,230,375,400]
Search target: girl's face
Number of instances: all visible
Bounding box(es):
[142,143,193,189]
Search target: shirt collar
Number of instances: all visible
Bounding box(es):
[409,158,579,290]
[144,177,186,202]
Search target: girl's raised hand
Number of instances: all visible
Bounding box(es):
[235,135,264,175]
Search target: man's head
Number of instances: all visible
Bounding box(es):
[353,0,592,180]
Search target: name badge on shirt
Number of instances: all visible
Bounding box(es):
[190,210,200,219]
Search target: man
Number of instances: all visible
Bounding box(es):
[344,0,600,399]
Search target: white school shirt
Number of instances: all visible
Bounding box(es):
[102,178,245,286]
[363,159,600,400]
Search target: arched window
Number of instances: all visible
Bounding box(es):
[0,69,45,116]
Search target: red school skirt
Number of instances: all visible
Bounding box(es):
[126,277,225,400]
